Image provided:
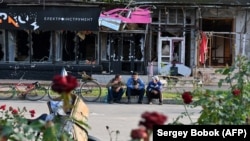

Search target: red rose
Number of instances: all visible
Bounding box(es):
[139,111,167,129]
[12,109,18,115]
[29,110,36,117]
[0,104,6,110]
[232,89,241,96]
[29,109,36,114]
[182,91,193,104]
[51,74,78,94]
[130,127,148,139]
[29,109,35,114]
[31,113,35,117]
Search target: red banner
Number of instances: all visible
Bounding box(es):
[199,32,208,64]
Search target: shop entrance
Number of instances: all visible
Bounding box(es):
[108,33,145,74]
[158,37,185,74]
[201,19,234,67]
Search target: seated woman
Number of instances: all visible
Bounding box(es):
[146,76,163,105]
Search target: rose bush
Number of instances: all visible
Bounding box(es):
[0,104,41,141]
[0,68,87,141]
[175,55,250,125]
[130,111,167,141]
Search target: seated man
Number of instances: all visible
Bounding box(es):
[126,72,145,104]
[146,76,163,105]
[106,74,125,104]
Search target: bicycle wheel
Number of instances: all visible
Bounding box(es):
[47,83,61,100]
[0,85,14,100]
[80,80,101,102]
[25,86,47,101]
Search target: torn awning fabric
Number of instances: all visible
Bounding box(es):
[199,32,208,64]
[99,7,152,31]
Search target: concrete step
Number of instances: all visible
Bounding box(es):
[0,72,229,88]
[98,95,182,105]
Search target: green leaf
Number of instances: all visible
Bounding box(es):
[221,68,230,75]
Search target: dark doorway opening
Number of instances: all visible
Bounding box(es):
[202,19,233,67]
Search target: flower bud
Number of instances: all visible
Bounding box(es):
[232,89,241,96]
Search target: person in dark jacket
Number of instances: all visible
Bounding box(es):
[126,72,145,104]
[106,74,126,104]
[146,76,163,105]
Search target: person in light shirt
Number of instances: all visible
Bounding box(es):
[146,76,163,105]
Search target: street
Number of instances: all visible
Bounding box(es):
[0,100,202,141]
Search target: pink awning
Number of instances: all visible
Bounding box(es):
[99,7,152,24]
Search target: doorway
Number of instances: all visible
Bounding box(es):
[158,37,185,74]
[202,19,233,67]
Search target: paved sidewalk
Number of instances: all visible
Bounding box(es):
[2,100,202,141]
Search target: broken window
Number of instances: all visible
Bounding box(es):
[0,30,4,61]
[15,31,30,61]
[31,31,51,62]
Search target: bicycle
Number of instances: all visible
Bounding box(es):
[0,72,47,101]
[47,71,102,102]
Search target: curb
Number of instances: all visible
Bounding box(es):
[97,96,182,105]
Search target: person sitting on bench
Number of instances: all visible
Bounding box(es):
[126,72,145,104]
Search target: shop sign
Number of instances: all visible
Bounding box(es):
[0,6,101,31]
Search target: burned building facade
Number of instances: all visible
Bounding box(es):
[0,0,249,79]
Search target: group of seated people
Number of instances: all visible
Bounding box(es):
[106,72,163,105]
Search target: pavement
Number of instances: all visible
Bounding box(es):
[0,75,229,140]
[1,100,202,141]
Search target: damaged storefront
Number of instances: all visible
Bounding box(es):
[131,0,250,77]
[99,6,152,74]
[1,0,250,80]
[195,5,250,78]
[0,6,101,79]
